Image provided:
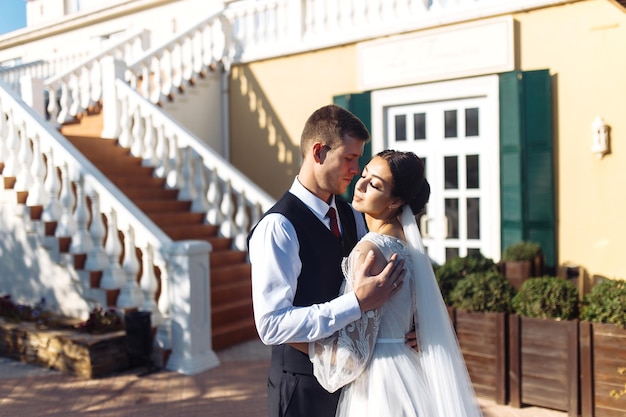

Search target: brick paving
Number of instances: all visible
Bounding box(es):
[0,340,569,417]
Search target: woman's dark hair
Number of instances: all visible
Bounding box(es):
[377,149,430,215]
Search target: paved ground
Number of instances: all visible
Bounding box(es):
[0,339,569,417]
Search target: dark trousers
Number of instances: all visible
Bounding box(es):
[267,346,341,417]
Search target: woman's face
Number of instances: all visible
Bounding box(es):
[352,156,400,217]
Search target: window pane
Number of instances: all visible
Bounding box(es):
[444,110,457,138]
[445,198,459,239]
[446,247,460,261]
[395,114,406,141]
[465,108,479,137]
[413,113,426,140]
[466,154,479,189]
[467,248,481,257]
[467,197,480,239]
[444,156,458,190]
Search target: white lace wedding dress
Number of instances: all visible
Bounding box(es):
[310,232,483,417]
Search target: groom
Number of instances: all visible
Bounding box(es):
[248,105,406,417]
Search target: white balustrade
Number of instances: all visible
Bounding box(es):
[69,177,92,254]
[118,226,144,309]
[55,163,77,238]
[100,208,126,290]
[178,146,194,201]
[205,167,223,225]
[165,135,182,190]
[191,153,209,213]
[14,121,34,192]
[233,190,250,250]
[85,192,108,271]
[219,179,235,238]
[3,109,19,177]
[41,149,62,223]
[26,134,49,207]
[140,243,163,327]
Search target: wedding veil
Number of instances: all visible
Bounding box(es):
[400,205,483,417]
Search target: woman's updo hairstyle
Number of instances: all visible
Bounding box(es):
[377,149,430,215]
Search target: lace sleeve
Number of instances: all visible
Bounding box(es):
[309,251,382,393]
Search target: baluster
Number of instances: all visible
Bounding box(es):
[117,226,144,309]
[250,202,262,231]
[140,64,150,99]
[151,55,166,104]
[166,135,181,190]
[205,167,222,225]
[68,71,85,117]
[142,114,157,166]
[177,146,194,201]
[117,97,132,148]
[55,163,77,238]
[140,243,163,326]
[130,106,145,157]
[14,121,33,192]
[161,48,174,100]
[56,80,73,124]
[100,208,126,290]
[85,192,108,271]
[3,109,19,177]
[153,123,170,178]
[89,61,102,111]
[26,134,48,207]
[172,42,184,91]
[191,154,209,213]
[41,150,62,223]
[233,191,250,250]
[45,86,60,127]
[219,179,235,238]
[69,176,92,254]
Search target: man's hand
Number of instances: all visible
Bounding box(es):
[405,329,419,352]
[353,250,405,312]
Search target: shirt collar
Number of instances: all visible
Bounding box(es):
[290,177,337,220]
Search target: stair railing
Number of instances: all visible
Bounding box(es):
[104,58,275,251]
[125,12,231,105]
[0,79,219,375]
[42,28,150,126]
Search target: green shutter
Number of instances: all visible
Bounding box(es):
[499,70,556,268]
[333,92,372,200]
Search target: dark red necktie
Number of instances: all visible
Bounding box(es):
[327,207,340,238]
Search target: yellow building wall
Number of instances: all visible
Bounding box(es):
[229,46,358,199]
[229,0,626,283]
[514,0,626,284]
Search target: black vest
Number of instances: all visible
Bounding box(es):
[251,192,359,375]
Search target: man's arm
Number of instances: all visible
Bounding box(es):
[249,213,363,345]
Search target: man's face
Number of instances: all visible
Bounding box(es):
[317,135,364,196]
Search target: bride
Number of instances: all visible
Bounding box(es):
[299,150,483,417]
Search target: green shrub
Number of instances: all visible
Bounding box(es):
[434,253,497,305]
[580,279,626,328]
[512,276,579,320]
[502,241,542,262]
[450,270,516,313]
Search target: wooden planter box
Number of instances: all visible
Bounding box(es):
[509,314,579,417]
[501,256,544,290]
[580,321,626,417]
[453,309,508,404]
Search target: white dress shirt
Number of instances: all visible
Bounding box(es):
[249,177,368,345]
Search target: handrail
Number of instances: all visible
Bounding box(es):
[0,78,172,252]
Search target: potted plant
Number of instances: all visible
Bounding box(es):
[500,241,544,290]
[508,276,580,416]
[434,253,497,305]
[449,270,516,404]
[579,278,626,417]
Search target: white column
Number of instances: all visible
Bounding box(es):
[101,57,125,139]
[165,240,219,375]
